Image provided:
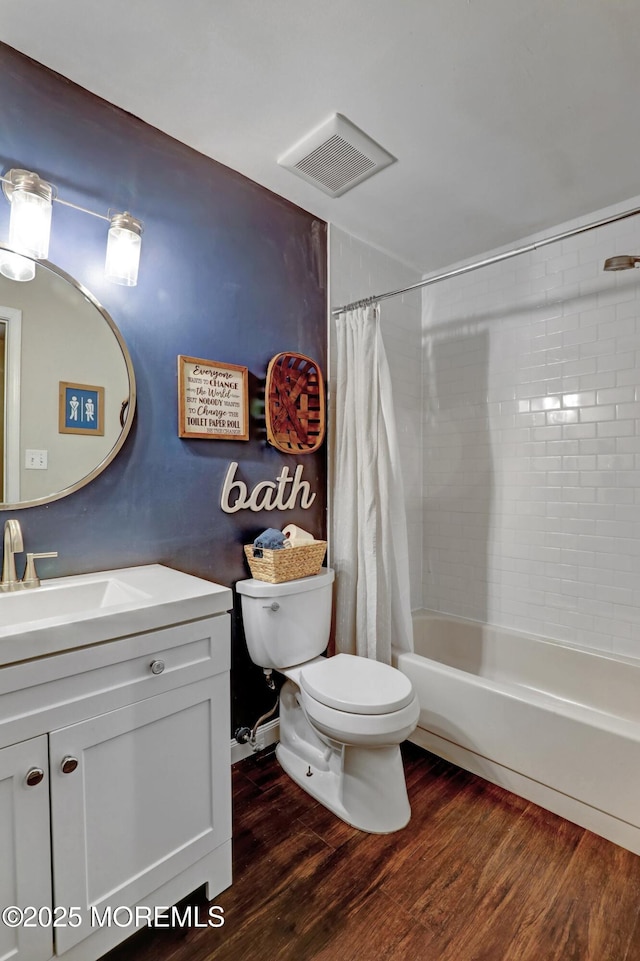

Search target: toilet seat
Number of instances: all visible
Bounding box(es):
[299,653,415,715]
[298,682,420,746]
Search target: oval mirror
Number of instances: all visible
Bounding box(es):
[0,245,136,509]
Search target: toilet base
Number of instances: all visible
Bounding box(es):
[276,738,411,834]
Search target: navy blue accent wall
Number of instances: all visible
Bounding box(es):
[0,44,327,728]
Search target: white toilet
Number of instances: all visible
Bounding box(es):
[236,567,419,833]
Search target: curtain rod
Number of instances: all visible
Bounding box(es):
[331,203,640,316]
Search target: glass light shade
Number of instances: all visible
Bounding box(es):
[105,213,143,286]
[0,249,36,282]
[7,174,53,260]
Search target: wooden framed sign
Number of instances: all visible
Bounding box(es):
[178,355,249,440]
[59,381,105,436]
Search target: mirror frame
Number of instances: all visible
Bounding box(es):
[0,245,137,510]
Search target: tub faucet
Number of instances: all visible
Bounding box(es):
[1,519,25,592]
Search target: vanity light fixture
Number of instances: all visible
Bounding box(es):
[105,211,143,287]
[0,167,143,285]
[0,169,53,281]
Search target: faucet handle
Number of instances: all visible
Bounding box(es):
[23,552,58,589]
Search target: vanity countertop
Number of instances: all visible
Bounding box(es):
[0,563,232,666]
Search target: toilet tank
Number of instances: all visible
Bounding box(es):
[236,568,335,670]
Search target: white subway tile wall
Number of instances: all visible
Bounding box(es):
[423,198,640,659]
[329,226,423,609]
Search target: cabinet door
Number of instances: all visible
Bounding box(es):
[0,735,53,961]
[49,676,230,954]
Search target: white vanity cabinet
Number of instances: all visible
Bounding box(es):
[0,735,53,961]
[0,567,232,961]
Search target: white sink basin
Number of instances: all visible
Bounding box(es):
[0,564,232,665]
[0,576,150,628]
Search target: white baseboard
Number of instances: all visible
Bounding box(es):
[230,718,280,765]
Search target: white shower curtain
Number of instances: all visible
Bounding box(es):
[332,304,414,663]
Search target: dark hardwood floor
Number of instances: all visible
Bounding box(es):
[106,742,640,961]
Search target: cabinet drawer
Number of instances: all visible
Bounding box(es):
[0,616,229,748]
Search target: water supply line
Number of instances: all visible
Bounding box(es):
[234,671,280,753]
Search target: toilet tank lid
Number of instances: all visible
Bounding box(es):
[236,567,334,597]
[300,653,415,715]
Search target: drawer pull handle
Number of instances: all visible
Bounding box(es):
[25,767,44,787]
[61,756,79,775]
[150,659,166,675]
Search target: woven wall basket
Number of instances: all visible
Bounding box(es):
[265,352,325,454]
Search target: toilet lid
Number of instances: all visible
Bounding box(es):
[299,654,415,715]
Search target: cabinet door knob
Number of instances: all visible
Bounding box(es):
[150,659,165,675]
[60,756,79,775]
[25,767,44,787]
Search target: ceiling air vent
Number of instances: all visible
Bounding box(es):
[278,114,396,198]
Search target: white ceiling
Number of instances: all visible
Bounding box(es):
[3,0,640,273]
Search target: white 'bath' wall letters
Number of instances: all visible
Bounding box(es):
[220,461,316,513]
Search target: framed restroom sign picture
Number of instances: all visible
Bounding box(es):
[59,382,105,436]
[178,355,249,440]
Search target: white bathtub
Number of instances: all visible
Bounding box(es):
[394,610,640,855]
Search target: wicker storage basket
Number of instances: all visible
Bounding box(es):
[244,541,327,584]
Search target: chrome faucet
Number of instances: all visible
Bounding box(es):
[0,520,58,591]
[1,519,25,592]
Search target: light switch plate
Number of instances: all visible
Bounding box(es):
[25,449,48,470]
